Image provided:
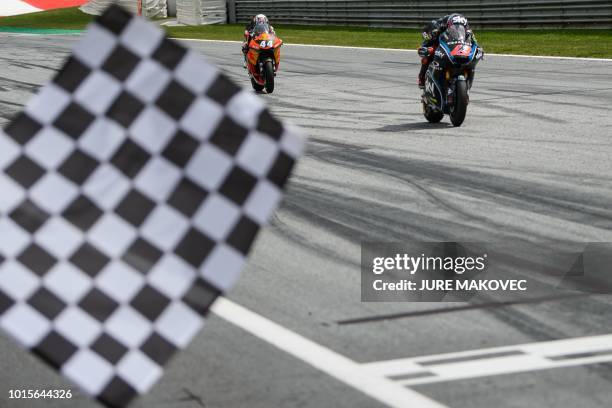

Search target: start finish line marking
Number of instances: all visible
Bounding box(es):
[214,298,612,401]
[362,333,612,386]
[211,297,448,408]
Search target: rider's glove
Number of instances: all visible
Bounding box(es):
[467,29,477,42]
[418,46,431,58]
[476,47,485,60]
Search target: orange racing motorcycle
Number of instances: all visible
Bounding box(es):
[245,23,283,93]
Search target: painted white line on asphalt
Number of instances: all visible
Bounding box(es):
[211,297,448,408]
[520,333,612,356]
[363,333,612,386]
[397,353,612,386]
[175,38,612,62]
[175,38,242,44]
[480,53,612,62]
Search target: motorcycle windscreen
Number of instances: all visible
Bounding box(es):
[442,24,466,44]
[253,23,271,35]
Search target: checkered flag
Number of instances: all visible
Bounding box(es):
[0,5,303,407]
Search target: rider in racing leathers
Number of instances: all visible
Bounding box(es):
[417,14,478,88]
[242,14,275,62]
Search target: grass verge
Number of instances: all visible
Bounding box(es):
[0,7,91,30]
[1,7,611,58]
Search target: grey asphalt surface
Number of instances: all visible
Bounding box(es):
[1,33,612,408]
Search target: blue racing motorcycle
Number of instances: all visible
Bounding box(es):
[421,23,484,127]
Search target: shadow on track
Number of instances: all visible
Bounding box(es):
[376,122,453,132]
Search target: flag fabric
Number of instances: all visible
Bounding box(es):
[0,5,303,407]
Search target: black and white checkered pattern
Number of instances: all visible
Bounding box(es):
[0,6,303,407]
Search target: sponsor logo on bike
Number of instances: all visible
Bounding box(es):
[425,80,435,95]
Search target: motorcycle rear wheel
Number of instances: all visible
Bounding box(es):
[251,77,264,92]
[263,60,275,93]
[450,80,468,127]
[423,102,444,123]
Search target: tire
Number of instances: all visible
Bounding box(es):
[263,60,275,93]
[450,80,468,127]
[251,77,264,92]
[423,102,444,123]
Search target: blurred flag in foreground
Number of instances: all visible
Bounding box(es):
[0,5,303,407]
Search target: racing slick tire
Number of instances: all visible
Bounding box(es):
[251,77,264,92]
[263,60,275,93]
[450,80,468,127]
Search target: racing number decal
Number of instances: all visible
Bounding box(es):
[451,45,472,56]
[260,40,274,48]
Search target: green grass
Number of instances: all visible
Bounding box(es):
[477,30,612,59]
[0,7,91,30]
[2,7,612,58]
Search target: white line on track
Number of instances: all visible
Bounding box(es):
[211,297,448,408]
[175,38,612,62]
[363,333,612,386]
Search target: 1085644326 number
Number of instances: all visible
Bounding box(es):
[9,389,72,399]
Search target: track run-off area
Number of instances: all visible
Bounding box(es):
[1,33,612,408]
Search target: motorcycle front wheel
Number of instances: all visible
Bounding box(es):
[423,102,444,123]
[263,60,275,93]
[251,77,264,92]
[450,80,468,127]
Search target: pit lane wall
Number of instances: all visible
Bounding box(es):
[176,0,226,25]
[80,0,167,18]
[229,0,612,28]
[81,0,224,25]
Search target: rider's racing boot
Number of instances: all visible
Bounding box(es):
[417,63,428,89]
[242,44,248,68]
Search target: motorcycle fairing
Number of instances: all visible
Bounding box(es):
[247,33,283,85]
[439,40,477,64]
[424,68,445,111]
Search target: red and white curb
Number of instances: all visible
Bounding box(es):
[1,0,86,17]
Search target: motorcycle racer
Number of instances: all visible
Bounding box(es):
[417,14,481,88]
[242,16,283,93]
[242,14,275,57]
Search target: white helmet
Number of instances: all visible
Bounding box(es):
[255,14,268,25]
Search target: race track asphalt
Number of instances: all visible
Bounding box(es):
[1,32,612,408]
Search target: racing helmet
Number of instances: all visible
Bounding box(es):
[447,13,468,27]
[255,14,269,25]
[422,20,437,40]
